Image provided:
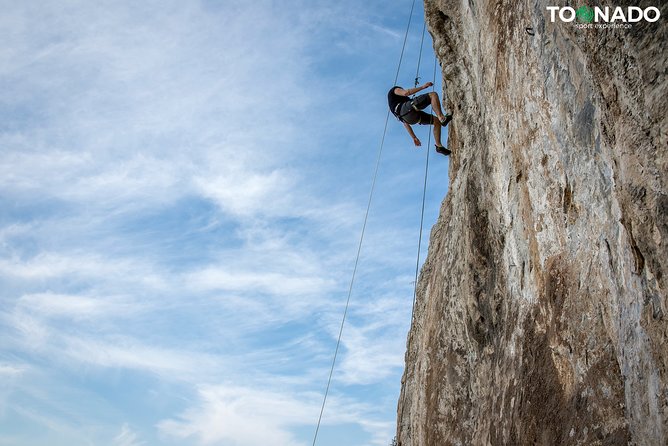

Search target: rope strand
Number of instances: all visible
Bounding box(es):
[411,56,439,317]
[414,21,427,87]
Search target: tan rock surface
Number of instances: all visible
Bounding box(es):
[397,1,667,445]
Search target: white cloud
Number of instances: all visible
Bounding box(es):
[338,321,406,385]
[187,267,333,297]
[4,310,49,348]
[4,297,223,381]
[311,294,413,386]
[158,384,396,446]
[358,419,397,446]
[62,336,220,377]
[0,252,166,290]
[113,423,144,446]
[158,385,309,446]
[17,292,141,320]
[0,364,26,378]
[194,168,295,218]
[0,363,27,424]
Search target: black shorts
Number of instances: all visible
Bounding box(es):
[399,94,433,125]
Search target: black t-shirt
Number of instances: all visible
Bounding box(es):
[388,86,409,117]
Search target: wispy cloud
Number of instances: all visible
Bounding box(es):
[61,336,221,378]
[187,268,334,297]
[16,292,140,320]
[0,364,26,377]
[158,385,312,446]
[0,362,27,417]
[0,252,161,285]
[157,384,394,446]
[113,424,144,446]
[338,298,411,385]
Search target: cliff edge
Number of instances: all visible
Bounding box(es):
[397,1,667,445]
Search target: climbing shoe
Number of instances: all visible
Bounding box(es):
[439,113,453,127]
[435,145,451,156]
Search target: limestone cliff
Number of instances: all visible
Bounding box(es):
[397,1,667,445]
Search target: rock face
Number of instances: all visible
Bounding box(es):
[397,1,667,445]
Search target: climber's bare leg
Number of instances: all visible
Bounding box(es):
[433,117,443,147]
[428,92,445,121]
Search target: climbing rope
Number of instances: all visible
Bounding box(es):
[412,56,439,315]
[414,21,428,87]
[311,0,419,445]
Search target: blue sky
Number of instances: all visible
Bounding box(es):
[0,1,450,445]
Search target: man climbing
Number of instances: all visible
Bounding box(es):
[388,82,453,155]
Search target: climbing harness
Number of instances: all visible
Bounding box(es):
[393,100,411,123]
[311,1,443,444]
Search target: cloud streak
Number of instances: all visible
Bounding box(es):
[158,385,312,446]
[113,424,145,446]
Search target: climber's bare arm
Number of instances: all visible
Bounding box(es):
[403,122,421,147]
[393,82,433,97]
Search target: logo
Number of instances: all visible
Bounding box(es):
[547,5,661,29]
[575,6,594,23]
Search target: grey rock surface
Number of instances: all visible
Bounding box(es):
[397,1,667,445]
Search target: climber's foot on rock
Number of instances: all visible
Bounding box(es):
[435,145,451,156]
[439,113,453,127]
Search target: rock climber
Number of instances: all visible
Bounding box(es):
[387,82,453,156]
